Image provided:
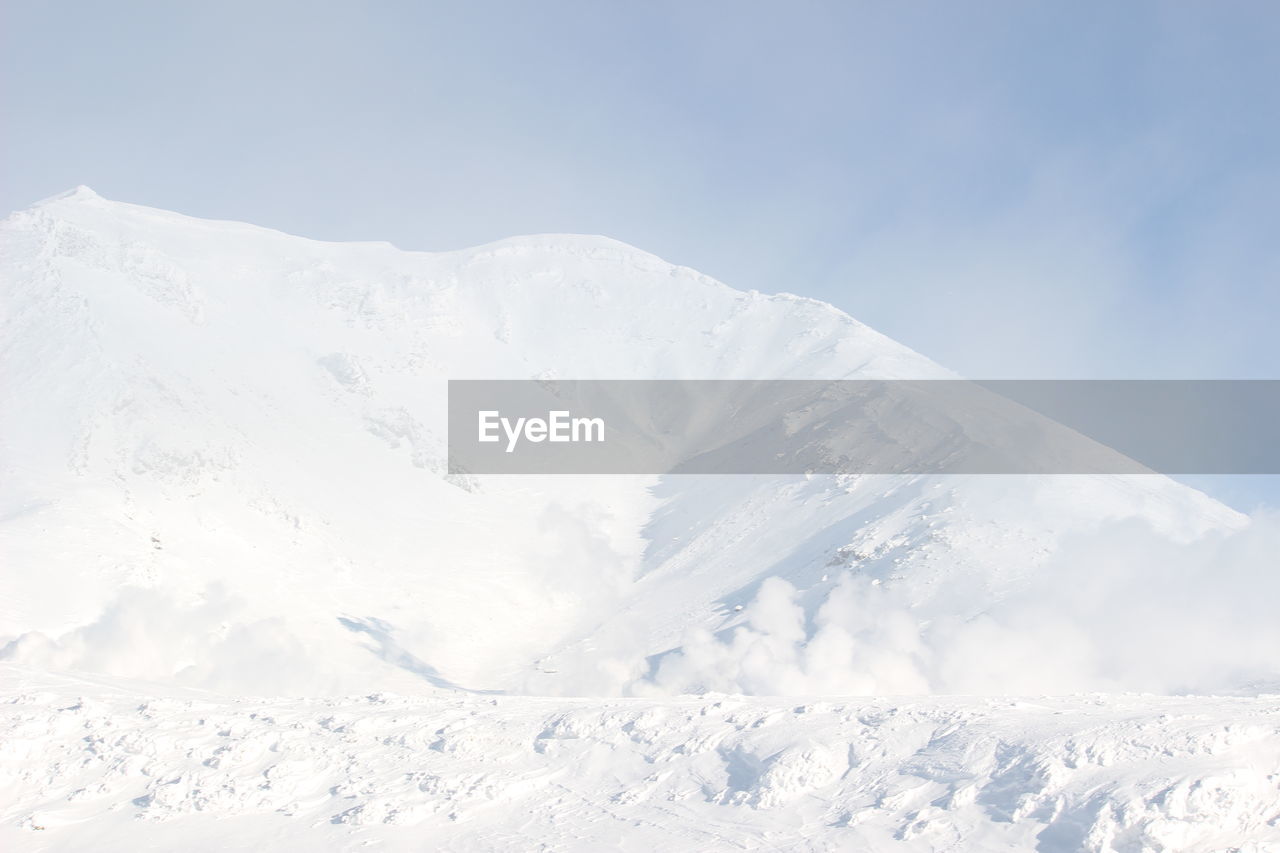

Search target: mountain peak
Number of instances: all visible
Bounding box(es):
[0,190,1246,701]
[32,184,105,206]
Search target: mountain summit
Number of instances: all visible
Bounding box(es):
[0,191,1244,696]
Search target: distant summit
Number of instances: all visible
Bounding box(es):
[30,184,104,206]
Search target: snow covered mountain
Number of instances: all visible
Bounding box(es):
[0,187,1259,698]
[4,189,1280,852]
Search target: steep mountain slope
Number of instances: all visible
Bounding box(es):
[0,188,1247,697]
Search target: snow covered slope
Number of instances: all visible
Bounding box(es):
[4,666,1280,852]
[0,187,1260,699]
[4,189,1280,852]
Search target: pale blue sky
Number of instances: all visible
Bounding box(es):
[4,1,1278,506]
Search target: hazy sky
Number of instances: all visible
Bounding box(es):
[4,2,1278,503]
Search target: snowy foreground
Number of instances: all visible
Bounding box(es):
[4,667,1280,852]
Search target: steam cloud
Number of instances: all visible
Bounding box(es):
[7,511,1278,699]
[640,512,1280,697]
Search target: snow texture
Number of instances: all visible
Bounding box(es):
[4,668,1279,852]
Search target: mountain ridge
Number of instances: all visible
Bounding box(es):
[0,190,1253,699]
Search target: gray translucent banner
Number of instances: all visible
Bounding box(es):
[447,380,1280,475]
